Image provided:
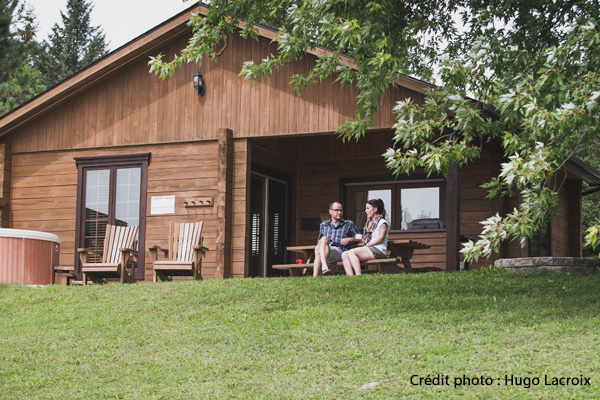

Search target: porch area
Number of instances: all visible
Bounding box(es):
[243,131,469,277]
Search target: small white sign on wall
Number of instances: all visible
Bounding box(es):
[151,195,176,215]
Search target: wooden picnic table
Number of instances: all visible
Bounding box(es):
[273,239,431,276]
[387,240,431,268]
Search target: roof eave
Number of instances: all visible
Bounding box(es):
[566,157,600,185]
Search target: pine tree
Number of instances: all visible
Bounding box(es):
[0,1,45,116]
[37,0,108,87]
[0,0,19,82]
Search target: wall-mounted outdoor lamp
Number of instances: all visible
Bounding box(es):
[193,71,205,97]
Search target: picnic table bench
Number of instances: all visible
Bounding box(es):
[273,239,431,276]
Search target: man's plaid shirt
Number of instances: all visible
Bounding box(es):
[317,219,360,252]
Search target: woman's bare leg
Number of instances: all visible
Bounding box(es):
[347,247,375,275]
[342,251,354,275]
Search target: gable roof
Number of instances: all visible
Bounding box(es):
[0,3,431,139]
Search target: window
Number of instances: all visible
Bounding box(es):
[346,180,444,231]
[399,187,440,230]
[75,153,149,278]
[530,224,551,257]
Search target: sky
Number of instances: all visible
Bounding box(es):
[24,0,195,51]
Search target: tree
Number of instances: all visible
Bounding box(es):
[37,0,108,88]
[0,1,45,116]
[150,1,600,262]
[387,1,599,261]
[0,0,21,83]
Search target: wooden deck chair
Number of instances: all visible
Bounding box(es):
[79,224,139,285]
[149,222,207,282]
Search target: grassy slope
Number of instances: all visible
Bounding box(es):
[1,268,599,399]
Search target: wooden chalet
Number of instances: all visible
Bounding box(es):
[1,3,599,281]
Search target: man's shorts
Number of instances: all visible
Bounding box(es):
[327,245,344,263]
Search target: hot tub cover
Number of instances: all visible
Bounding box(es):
[0,228,60,243]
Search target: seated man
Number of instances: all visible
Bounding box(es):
[314,201,360,276]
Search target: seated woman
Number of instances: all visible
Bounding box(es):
[342,198,389,275]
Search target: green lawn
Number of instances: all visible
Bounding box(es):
[1,268,599,399]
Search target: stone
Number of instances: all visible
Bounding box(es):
[495,257,599,274]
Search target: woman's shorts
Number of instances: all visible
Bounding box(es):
[368,247,386,259]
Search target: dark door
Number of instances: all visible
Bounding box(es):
[249,173,288,277]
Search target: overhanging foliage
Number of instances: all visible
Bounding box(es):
[150,1,600,261]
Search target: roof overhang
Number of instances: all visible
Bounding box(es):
[565,157,600,186]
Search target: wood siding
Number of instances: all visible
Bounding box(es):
[9,31,421,154]
[9,140,249,280]
[553,184,570,257]
[552,179,582,257]
[0,143,10,227]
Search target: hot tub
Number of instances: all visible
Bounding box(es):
[0,228,60,285]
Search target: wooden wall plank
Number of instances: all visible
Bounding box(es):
[221,34,234,134]
[181,56,194,142]
[231,140,249,278]
[552,182,570,257]
[281,55,293,134]
[147,62,160,144]
[112,72,124,146]
[172,38,186,143]
[258,37,271,136]
[238,38,252,137]
[121,68,135,145]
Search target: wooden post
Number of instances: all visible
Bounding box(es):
[215,128,234,278]
[567,180,582,257]
[0,143,11,228]
[445,163,460,272]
